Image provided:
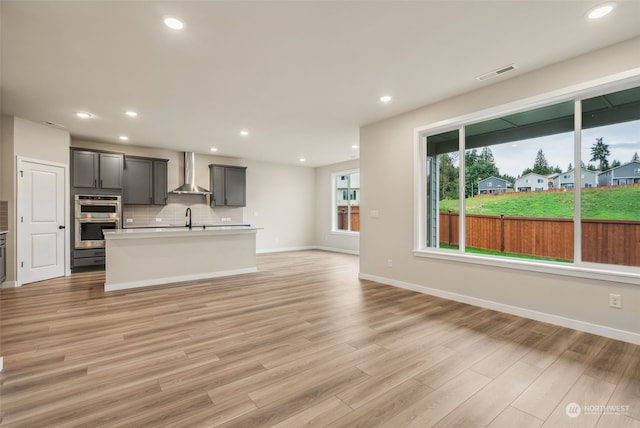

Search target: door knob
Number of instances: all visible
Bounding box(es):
[58,225,66,229]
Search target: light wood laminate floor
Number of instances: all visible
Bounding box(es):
[1,250,639,427]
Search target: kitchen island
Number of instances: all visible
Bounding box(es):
[103,226,259,291]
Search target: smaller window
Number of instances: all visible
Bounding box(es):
[488,182,493,187]
[333,170,360,233]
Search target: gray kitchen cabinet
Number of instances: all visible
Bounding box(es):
[209,164,247,207]
[72,150,123,190]
[153,160,168,205]
[99,153,124,189]
[123,156,168,205]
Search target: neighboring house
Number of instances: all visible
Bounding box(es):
[598,161,640,186]
[514,172,548,192]
[477,176,509,195]
[335,173,361,206]
[555,167,598,189]
[548,173,559,189]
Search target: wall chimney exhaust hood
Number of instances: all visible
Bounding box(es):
[170,152,211,195]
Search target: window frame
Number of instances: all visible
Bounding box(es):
[413,71,640,285]
[332,169,360,235]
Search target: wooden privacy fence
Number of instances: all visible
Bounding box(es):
[440,211,640,266]
[337,206,360,232]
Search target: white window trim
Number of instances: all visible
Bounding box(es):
[413,68,640,285]
[331,169,360,235]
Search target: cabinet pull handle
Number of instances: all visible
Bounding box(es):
[100,179,103,188]
[94,179,97,188]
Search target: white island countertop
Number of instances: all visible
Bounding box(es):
[105,226,259,240]
[103,226,260,291]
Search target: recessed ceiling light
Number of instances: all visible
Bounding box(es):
[164,16,184,30]
[299,157,306,163]
[587,4,614,19]
[75,111,93,119]
[125,111,138,118]
[239,130,249,136]
[352,144,359,149]
[379,95,392,103]
[210,147,218,152]
[119,135,129,141]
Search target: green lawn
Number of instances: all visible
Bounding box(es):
[439,187,640,220]
[439,243,572,263]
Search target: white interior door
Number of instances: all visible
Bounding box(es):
[19,160,66,284]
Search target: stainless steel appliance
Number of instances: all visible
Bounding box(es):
[74,195,121,248]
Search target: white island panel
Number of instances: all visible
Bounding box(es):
[104,228,258,291]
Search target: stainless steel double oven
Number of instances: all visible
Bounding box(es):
[74,195,121,249]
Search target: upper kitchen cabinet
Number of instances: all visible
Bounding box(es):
[152,160,168,205]
[71,149,123,190]
[209,164,247,207]
[123,156,168,205]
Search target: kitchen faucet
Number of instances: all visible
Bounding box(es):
[185,207,192,230]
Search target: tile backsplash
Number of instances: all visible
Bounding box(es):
[0,201,8,231]
[122,194,244,228]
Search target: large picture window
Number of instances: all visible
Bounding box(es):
[333,171,360,233]
[421,83,640,275]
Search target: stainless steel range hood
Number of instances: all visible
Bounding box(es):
[170,152,211,195]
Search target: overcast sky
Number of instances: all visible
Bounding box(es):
[486,120,640,177]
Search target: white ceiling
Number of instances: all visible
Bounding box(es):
[2,1,640,167]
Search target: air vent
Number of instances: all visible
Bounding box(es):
[476,64,518,81]
[42,121,66,128]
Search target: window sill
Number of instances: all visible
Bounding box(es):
[331,230,360,237]
[413,248,640,285]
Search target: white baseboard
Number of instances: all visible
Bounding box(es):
[314,246,359,256]
[257,246,359,255]
[359,272,640,345]
[0,280,19,289]
[104,267,258,292]
[257,246,316,254]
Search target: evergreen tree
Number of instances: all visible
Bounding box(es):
[480,147,495,163]
[466,147,499,196]
[632,152,639,162]
[611,159,622,168]
[567,162,573,171]
[590,137,610,171]
[438,153,459,201]
[532,149,552,175]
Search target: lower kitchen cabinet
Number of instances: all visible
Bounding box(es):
[73,248,105,268]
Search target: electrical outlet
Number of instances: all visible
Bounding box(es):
[126,218,133,223]
[387,259,393,267]
[155,218,162,222]
[609,293,622,309]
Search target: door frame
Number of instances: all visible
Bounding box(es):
[16,156,70,287]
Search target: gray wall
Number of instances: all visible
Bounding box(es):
[359,37,640,341]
